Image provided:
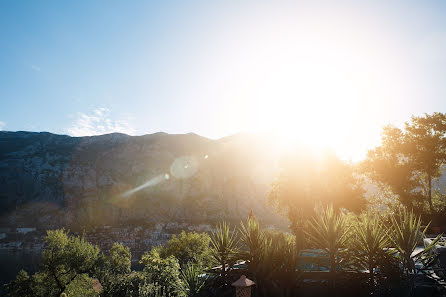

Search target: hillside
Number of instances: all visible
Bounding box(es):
[0,131,282,230]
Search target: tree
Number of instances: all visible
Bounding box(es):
[6,230,100,297]
[140,249,182,296]
[269,150,365,248]
[5,270,34,297]
[363,113,446,214]
[404,112,446,213]
[96,242,132,296]
[209,222,239,275]
[41,229,100,296]
[108,243,131,275]
[159,231,211,267]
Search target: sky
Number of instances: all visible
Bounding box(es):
[1,0,446,160]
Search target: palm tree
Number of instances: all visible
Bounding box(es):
[305,205,350,287]
[209,222,239,275]
[350,214,390,289]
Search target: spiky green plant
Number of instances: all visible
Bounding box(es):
[388,208,441,276]
[305,205,350,287]
[176,264,207,297]
[267,232,303,297]
[239,217,270,273]
[209,222,239,274]
[239,229,303,297]
[350,214,390,288]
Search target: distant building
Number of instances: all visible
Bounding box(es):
[17,228,36,234]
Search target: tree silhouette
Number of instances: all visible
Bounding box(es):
[269,150,365,249]
[363,112,446,214]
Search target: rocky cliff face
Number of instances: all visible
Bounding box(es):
[0,131,282,229]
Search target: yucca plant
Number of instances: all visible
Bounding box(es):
[176,263,207,297]
[268,233,303,297]
[388,208,441,276]
[209,222,239,275]
[239,217,270,273]
[305,204,350,287]
[349,214,390,288]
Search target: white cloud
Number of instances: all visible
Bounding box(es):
[0,121,5,130]
[66,108,135,136]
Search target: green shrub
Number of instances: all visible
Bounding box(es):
[159,231,211,268]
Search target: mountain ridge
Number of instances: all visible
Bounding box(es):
[0,131,281,230]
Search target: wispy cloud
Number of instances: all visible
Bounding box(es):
[0,121,5,130]
[31,65,41,72]
[66,107,135,136]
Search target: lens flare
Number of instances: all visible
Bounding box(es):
[121,174,168,198]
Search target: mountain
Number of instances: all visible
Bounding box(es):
[0,131,282,230]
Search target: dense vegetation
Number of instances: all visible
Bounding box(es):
[4,112,446,297]
[4,208,443,297]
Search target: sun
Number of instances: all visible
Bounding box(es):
[191,9,406,161]
[249,50,380,162]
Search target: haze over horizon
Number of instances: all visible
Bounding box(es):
[2,0,446,161]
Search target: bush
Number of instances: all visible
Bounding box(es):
[140,249,182,296]
[159,231,211,268]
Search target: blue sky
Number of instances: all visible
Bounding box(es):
[1,0,446,158]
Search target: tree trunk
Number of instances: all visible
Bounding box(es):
[329,253,336,289]
[369,261,374,291]
[428,174,433,214]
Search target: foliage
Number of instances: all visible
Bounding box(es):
[269,150,365,243]
[305,205,350,287]
[176,263,207,297]
[108,242,132,274]
[209,222,239,274]
[363,112,446,214]
[349,214,390,289]
[159,231,211,267]
[6,230,102,297]
[95,242,132,296]
[364,187,405,223]
[405,112,446,213]
[102,271,167,297]
[388,208,441,275]
[6,229,101,297]
[261,231,303,297]
[40,229,100,296]
[4,270,34,297]
[23,271,60,297]
[63,274,99,297]
[239,217,270,274]
[140,248,182,296]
